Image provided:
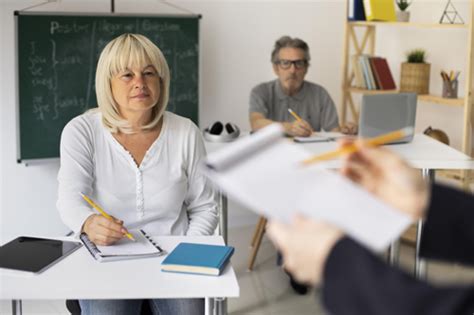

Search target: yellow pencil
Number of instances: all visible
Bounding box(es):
[288,108,303,122]
[80,193,135,241]
[301,127,413,165]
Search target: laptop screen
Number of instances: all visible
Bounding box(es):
[358,93,417,144]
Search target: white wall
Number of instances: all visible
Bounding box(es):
[1,0,472,240]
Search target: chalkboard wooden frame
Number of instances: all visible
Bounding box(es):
[15,11,200,163]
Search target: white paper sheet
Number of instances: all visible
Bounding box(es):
[204,125,412,252]
[97,230,159,256]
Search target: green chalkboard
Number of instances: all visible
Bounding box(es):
[16,12,199,161]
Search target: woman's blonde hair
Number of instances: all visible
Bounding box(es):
[95,33,170,134]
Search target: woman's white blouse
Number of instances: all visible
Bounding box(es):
[57,111,218,236]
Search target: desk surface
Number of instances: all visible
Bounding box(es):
[205,133,474,170]
[0,236,239,300]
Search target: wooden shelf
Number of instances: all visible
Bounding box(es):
[348,87,398,94]
[417,94,465,106]
[341,0,474,177]
[348,87,465,106]
[349,21,469,29]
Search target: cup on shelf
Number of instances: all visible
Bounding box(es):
[442,79,458,98]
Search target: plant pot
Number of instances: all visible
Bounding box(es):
[400,62,431,94]
[396,11,410,22]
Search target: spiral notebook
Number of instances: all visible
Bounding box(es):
[80,229,164,262]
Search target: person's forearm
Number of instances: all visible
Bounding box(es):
[323,237,474,315]
[250,117,275,131]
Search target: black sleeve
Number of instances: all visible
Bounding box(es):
[322,237,474,315]
[420,184,474,266]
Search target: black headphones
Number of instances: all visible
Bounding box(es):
[203,121,240,142]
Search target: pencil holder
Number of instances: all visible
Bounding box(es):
[442,80,458,98]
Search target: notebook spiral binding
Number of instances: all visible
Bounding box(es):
[140,230,165,253]
[79,233,101,256]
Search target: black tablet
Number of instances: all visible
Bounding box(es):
[0,236,82,274]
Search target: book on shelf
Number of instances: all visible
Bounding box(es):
[371,57,397,90]
[366,55,378,89]
[348,0,366,21]
[353,55,396,91]
[359,55,371,89]
[351,54,366,89]
[360,55,376,90]
[369,57,383,89]
[363,0,396,22]
[161,242,234,276]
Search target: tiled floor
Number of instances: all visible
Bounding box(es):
[1,224,474,315]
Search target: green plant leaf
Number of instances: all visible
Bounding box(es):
[406,48,426,63]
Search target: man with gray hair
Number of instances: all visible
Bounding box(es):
[249,36,355,137]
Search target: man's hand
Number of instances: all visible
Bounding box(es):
[284,119,313,137]
[82,214,127,246]
[339,122,358,135]
[332,123,358,135]
[267,216,344,285]
[340,140,429,220]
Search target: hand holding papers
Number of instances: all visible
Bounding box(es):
[204,124,412,252]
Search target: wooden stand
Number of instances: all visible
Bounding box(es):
[247,216,267,271]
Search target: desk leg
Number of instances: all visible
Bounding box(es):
[12,300,22,315]
[206,297,227,315]
[219,192,228,245]
[415,219,427,279]
[388,240,400,266]
[415,169,434,279]
[214,297,227,315]
[206,298,214,315]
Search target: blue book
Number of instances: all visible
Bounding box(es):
[348,0,366,21]
[161,242,235,276]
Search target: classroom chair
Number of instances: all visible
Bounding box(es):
[66,299,154,314]
[247,216,267,270]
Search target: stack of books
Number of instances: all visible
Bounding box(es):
[351,55,396,91]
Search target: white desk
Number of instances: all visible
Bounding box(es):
[1,236,239,315]
[206,133,474,278]
[298,134,474,170]
[302,134,474,277]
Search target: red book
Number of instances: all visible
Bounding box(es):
[371,58,396,90]
[369,57,382,89]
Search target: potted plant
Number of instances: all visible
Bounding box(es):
[400,49,431,94]
[396,0,412,22]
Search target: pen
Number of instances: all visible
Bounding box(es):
[454,71,460,81]
[301,127,413,165]
[80,193,135,241]
[288,108,303,122]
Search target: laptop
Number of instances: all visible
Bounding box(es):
[358,93,417,144]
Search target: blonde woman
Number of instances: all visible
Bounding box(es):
[57,33,216,315]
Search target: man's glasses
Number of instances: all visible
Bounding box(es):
[276,59,308,70]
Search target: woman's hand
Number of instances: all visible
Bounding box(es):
[82,214,127,246]
[267,215,344,286]
[340,140,429,220]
